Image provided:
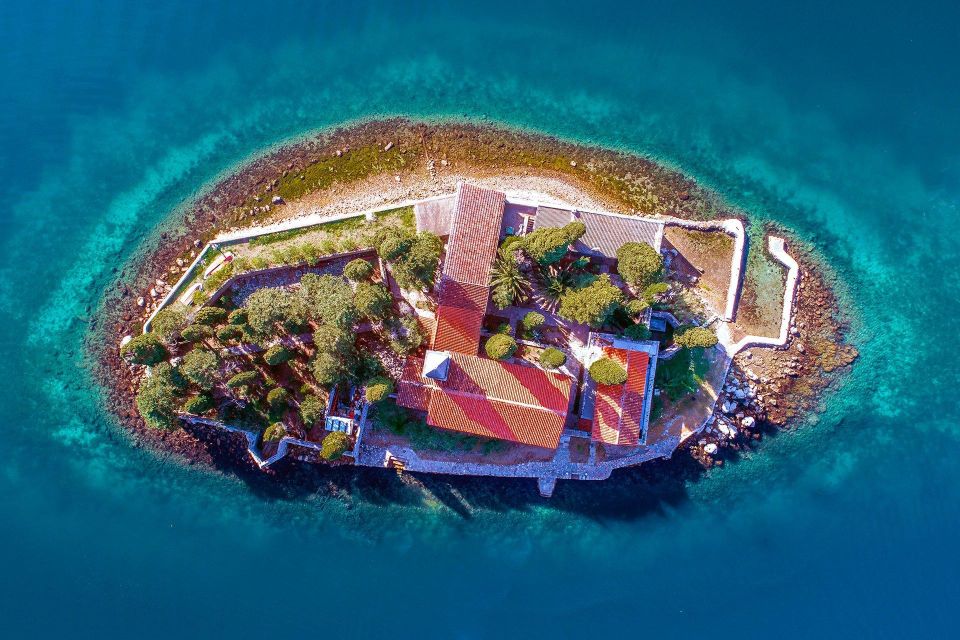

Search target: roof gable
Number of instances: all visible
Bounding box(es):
[441,184,506,286]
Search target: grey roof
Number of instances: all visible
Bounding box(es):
[414,196,457,236]
[532,207,662,258]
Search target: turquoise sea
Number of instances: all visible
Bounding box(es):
[1,1,958,637]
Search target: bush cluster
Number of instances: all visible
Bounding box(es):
[485,334,518,360]
[343,258,374,282]
[538,347,567,369]
[364,376,395,403]
[616,242,663,287]
[320,431,352,461]
[121,333,167,365]
[589,357,628,385]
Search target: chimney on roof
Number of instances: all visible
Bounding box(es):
[422,350,451,381]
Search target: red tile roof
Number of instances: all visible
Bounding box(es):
[397,351,573,449]
[432,305,484,354]
[397,357,432,411]
[437,276,490,313]
[591,348,650,447]
[441,184,506,287]
[394,183,574,450]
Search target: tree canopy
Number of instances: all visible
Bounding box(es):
[539,347,566,369]
[387,315,424,355]
[484,334,518,360]
[490,256,529,309]
[299,274,358,328]
[136,367,180,429]
[320,431,352,461]
[383,231,442,291]
[244,287,307,339]
[520,221,586,265]
[263,344,294,366]
[364,376,395,403]
[354,282,393,321]
[181,324,214,344]
[675,326,718,349]
[121,333,168,365]
[151,307,187,343]
[299,393,326,426]
[343,258,374,282]
[193,307,228,327]
[180,348,219,389]
[589,357,628,385]
[616,242,663,287]
[558,274,624,327]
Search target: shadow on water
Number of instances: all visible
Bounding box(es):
[181,420,756,523]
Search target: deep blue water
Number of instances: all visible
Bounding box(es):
[1,1,958,637]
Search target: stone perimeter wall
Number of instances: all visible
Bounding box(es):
[157,192,799,493]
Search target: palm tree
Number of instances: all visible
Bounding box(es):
[536,263,577,312]
[490,256,530,309]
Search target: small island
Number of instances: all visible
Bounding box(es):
[98,120,856,497]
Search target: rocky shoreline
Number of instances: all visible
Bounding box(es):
[89,118,857,497]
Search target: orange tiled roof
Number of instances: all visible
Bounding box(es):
[397,357,432,411]
[432,305,484,354]
[441,184,506,287]
[591,348,650,447]
[397,351,573,449]
[437,276,490,313]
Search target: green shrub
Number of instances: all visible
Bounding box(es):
[298,274,358,329]
[216,325,243,342]
[521,312,546,331]
[343,258,374,281]
[263,344,294,366]
[183,394,214,415]
[364,376,395,403]
[384,231,442,290]
[300,393,326,426]
[181,325,213,343]
[388,315,424,355]
[121,333,168,365]
[354,282,393,321]
[226,370,259,389]
[675,326,718,349]
[589,357,628,385]
[485,334,518,360]
[245,287,307,339]
[180,348,219,389]
[310,352,347,386]
[520,221,586,265]
[625,298,649,316]
[263,422,287,443]
[193,307,227,326]
[228,309,248,325]
[616,242,663,287]
[624,323,651,341]
[558,274,624,328]
[320,431,352,461]
[136,371,179,429]
[538,347,567,369]
[266,387,290,409]
[151,307,188,343]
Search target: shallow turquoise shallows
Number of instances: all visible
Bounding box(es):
[1,1,958,637]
